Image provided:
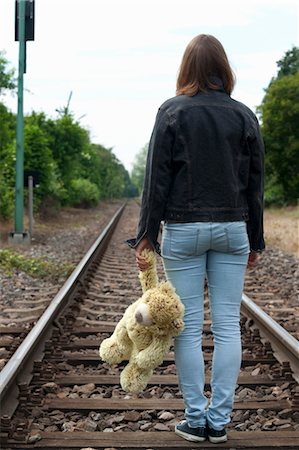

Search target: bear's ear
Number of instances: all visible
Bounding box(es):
[138,249,158,292]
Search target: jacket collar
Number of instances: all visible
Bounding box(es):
[208,75,225,92]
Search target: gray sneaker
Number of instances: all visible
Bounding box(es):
[175,420,207,442]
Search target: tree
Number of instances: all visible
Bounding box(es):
[131,144,148,194]
[276,46,299,79]
[258,47,299,205]
[0,52,16,219]
[75,142,137,201]
[0,52,137,217]
[0,52,16,95]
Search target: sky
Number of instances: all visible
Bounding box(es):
[0,0,298,172]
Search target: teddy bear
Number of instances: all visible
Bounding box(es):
[99,249,185,393]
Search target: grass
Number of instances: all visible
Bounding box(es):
[0,249,75,280]
[264,206,298,257]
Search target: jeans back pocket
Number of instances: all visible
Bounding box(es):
[225,222,250,255]
[162,224,200,259]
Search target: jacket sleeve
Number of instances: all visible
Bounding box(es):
[126,108,175,254]
[246,116,265,252]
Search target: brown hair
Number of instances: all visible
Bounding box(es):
[176,34,235,96]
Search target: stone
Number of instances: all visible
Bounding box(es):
[238,388,255,399]
[248,423,261,430]
[154,423,170,431]
[123,411,141,422]
[273,419,292,426]
[106,414,125,426]
[57,392,68,399]
[62,421,76,432]
[251,367,261,376]
[277,423,292,430]
[158,411,175,421]
[262,420,275,430]
[232,411,243,422]
[76,383,95,394]
[44,425,59,432]
[0,359,6,370]
[27,433,42,443]
[81,448,97,450]
[31,407,43,418]
[140,422,152,431]
[42,382,59,393]
[83,418,98,432]
[89,412,102,421]
[114,425,128,431]
[271,386,282,396]
[278,409,294,419]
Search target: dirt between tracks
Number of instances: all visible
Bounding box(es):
[0,199,123,262]
[0,200,124,326]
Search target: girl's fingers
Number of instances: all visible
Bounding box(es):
[135,257,149,271]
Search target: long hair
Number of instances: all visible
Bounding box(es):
[176,34,235,96]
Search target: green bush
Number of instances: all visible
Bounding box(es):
[0,249,74,280]
[264,180,286,207]
[0,186,14,220]
[0,141,16,220]
[0,52,136,216]
[69,178,100,207]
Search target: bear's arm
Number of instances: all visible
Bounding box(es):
[135,336,171,370]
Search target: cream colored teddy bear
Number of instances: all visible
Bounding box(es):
[99,249,184,393]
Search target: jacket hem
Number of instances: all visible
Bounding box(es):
[164,208,249,222]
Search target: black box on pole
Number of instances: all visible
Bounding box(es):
[15,0,35,41]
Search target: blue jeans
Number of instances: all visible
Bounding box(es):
[161,221,250,430]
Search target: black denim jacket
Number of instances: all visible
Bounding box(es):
[128,80,265,254]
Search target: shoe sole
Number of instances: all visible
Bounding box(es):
[208,435,228,443]
[175,428,206,442]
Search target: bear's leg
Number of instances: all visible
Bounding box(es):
[99,335,131,364]
[99,323,132,364]
[120,362,153,393]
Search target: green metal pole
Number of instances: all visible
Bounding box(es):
[15,0,26,234]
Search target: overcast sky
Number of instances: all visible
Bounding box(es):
[1,0,298,172]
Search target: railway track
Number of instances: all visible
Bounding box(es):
[0,201,299,449]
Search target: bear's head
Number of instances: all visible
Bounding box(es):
[134,281,184,335]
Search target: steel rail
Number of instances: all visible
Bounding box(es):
[242,293,299,382]
[0,202,126,415]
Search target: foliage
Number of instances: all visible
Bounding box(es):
[0,55,137,220]
[131,143,148,194]
[80,143,138,199]
[24,120,57,201]
[0,102,15,152]
[0,56,17,219]
[69,178,100,207]
[0,51,16,95]
[0,140,16,220]
[49,113,91,186]
[276,46,299,79]
[258,47,299,205]
[0,249,74,280]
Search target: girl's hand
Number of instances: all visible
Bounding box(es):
[135,237,153,271]
[247,251,259,268]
